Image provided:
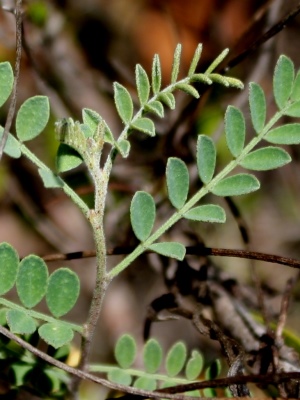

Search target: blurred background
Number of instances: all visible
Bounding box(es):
[1,0,300,398]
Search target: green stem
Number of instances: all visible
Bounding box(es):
[108,108,285,279]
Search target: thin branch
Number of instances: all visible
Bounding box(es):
[0,0,23,159]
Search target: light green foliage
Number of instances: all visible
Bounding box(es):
[38,169,64,188]
[6,309,37,334]
[212,174,260,196]
[152,54,162,94]
[38,322,74,349]
[249,82,266,133]
[166,157,189,209]
[136,64,150,105]
[266,123,300,144]
[131,117,155,136]
[166,341,187,377]
[184,204,226,223]
[0,62,14,107]
[130,191,156,241]
[0,127,21,158]
[114,82,133,124]
[147,242,186,260]
[185,350,204,380]
[240,147,291,171]
[0,243,19,295]
[197,135,216,184]
[225,106,245,157]
[143,338,163,373]
[171,44,182,84]
[115,334,137,368]
[273,55,294,109]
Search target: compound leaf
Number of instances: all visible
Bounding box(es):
[158,92,175,109]
[225,106,245,157]
[152,54,162,94]
[113,82,133,124]
[184,204,226,223]
[273,55,294,109]
[131,118,155,136]
[39,322,74,349]
[135,64,150,105]
[166,157,189,209]
[56,143,83,173]
[166,341,187,377]
[197,135,216,184]
[212,174,260,196]
[115,334,136,369]
[46,268,80,318]
[185,350,204,381]
[265,123,300,144]
[143,338,163,374]
[144,100,164,118]
[249,82,266,133]
[148,242,186,261]
[38,169,63,188]
[0,242,19,295]
[171,44,181,84]
[240,147,291,170]
[0,62,14,107]
[16,96,50,141]
[130,191,156,242]
[108,369,132,386]
[16,255,48,308]
[6,310,36,335]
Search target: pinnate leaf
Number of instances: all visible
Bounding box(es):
[273,55,294,109]
[39,322,74,349]
[184,204,226,223]
[166,157,189,209]
[130,191,156,241]
[16,255,48,308]
[148,242,186,261]
[166,341,187,377]
[0,62,14,107]
[197,135,216,184]
[115,334,136,369]
[240,147,291,170]
[38,169,64,188]
[143,338,163,373]
[144,101,164,118]
[225,106,245,157]
[113,82,133,124]
[135,64,150,105]
[0,242,19,295]
[46,268,80,318]
[6,310,36,335]
[152,54,162,94]
[56,143,83,173]
[131,118,155,136]
[249,82,266,133]
[212,174,260,196]
[185,350,204,380]
[16,96,50,141]
[265,123,300,144]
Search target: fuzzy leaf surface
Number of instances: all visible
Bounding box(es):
[113,83,133,124]
[136,65,150,105]
[212,174,260,196]
[0,62,14,107]
[117,139,130,157]
[225,106,245,157]
[284,101,300,117]
[185,350,204,380]
[82,108,101,133]
[6,310,36,335]
[16,255,48,308]
[0,128,21,158]
[176,83,199,98]
[240,147,291,170]
[265,123,300,144]
[0,242,19,295]
[38,169,63,188]
[16,96,50,141]
[197,135,216,184]
[131,118,155,136]
[166,157,189,209]
[46,268,80,318]
[291,70,300,101]
[108,369,132,385]
[152,54,162,94]
[273,55,294,109]
[56,143,83,173]
[144,101,164,118]
[249,82,266,133]
[184,205,226,223]
[166,341,187,377]
[115,334,136,369]
[38,322,74,349]
[143,338,163,373]
[188,44,202,76]
[171,44,181,84]
[148,242,186,261]
[134,377,157,391]
[130,191,156,241]
[158,92,175,109]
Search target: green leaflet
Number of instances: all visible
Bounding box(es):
[134,377,157,391]
[143,338,163,374]
[176,83,199,98]
[205,48,229,74]
[38,322,74,349]
[197,135,216,184]
[56,143,83,173]
[131,118,155,136]
[158,92,175,109]
[46,268,80,318]
[171,44,181,84]
[148,242,186,261]
[185,350,203,380]
[283,100,300,117]
[291,70,300,101]
[240,147,291,171]
[265,123,300,144]
[117,139,131,157]
[165,342,187,377]
[108,369,132,385]
[0,127,21,158]
[188,44,203,76]
[16,96,50,141]
[38,169,63,188]
[16,255,48,309]
[82,108,101,134]
[184,204,226,223]
[135,64,150,105]
[130,191,156,242]
[212,173,260,196]
[115,334,136,369]
[0,242,19,295]
[166,157,189,209]
[6,310,36,335]
[144,100,164,118]
[273,55,294,109]
[113,82,133,124]
[0,62,14,107]
[249,82,266,133]
[152,54,162,94]
[225,106,245,157]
